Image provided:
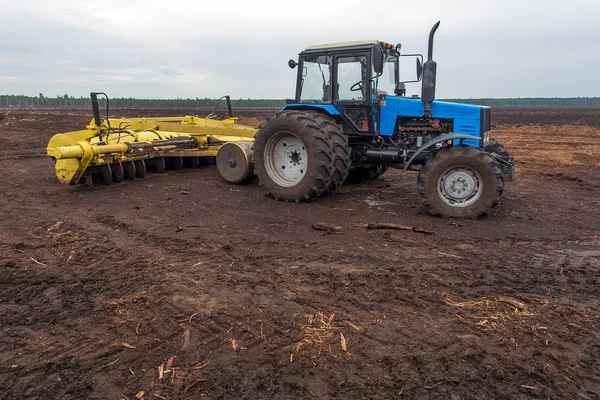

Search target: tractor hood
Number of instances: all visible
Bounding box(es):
[380,96,491,138]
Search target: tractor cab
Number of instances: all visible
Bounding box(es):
[286,40,421,136]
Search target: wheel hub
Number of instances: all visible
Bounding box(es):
[264,132,308,187]
[438,167,482,207]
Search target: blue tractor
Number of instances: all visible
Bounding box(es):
[252,21,515,218]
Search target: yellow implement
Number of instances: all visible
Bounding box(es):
[47,114,257,185]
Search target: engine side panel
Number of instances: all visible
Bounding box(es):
[379,97,486,147]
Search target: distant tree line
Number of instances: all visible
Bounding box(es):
[0,94,285,108]
[1,94,599,108]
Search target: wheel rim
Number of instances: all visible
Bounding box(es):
[264,131,308,187]
[437,166,482,207]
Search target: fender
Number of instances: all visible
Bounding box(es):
[282,104,341,116]
[403,133,481,171]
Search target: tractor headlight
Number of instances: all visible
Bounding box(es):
[482,130,490,146]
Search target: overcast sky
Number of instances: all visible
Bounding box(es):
[1,0,599,99]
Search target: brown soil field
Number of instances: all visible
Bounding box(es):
[0,107,599,399]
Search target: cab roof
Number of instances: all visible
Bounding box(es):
[305,40,379,51]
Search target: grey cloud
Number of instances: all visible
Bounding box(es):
[1,0,599,99]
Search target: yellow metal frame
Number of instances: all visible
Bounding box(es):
[47,115,257,185]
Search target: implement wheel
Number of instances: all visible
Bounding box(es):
[216,141,254,184]
[417,145,504,219]
[253,110,339,202]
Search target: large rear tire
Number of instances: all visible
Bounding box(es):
[417,145,504,218]
[253,110,340,202]
[309,113,350,192]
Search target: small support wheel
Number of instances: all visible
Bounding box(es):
[216,141,254,184]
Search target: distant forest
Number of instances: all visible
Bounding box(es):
[1,94,599,108]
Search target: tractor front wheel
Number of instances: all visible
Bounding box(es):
[417,145,504,218]
[254,110,343,202]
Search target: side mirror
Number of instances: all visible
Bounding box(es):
[399,53,424,83]
[372,45,384,74]
[416,58,423,81]
[288,59,298,69]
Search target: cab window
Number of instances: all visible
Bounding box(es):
[377,59,397,95]
[299,55,332,103]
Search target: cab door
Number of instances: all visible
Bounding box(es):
[333,53,374,135]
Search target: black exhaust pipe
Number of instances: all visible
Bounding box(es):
[421,21,440,119]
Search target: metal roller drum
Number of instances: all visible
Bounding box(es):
[216,141,254,184]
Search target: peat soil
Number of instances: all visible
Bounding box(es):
[0,108,599,399]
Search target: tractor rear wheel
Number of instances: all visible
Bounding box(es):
[253,110,341,202]
[309,113,350,192]
[417,145,504,219]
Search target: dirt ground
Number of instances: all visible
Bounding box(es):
[0,107,599,399]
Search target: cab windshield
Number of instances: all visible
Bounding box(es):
[376,57,398,95]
